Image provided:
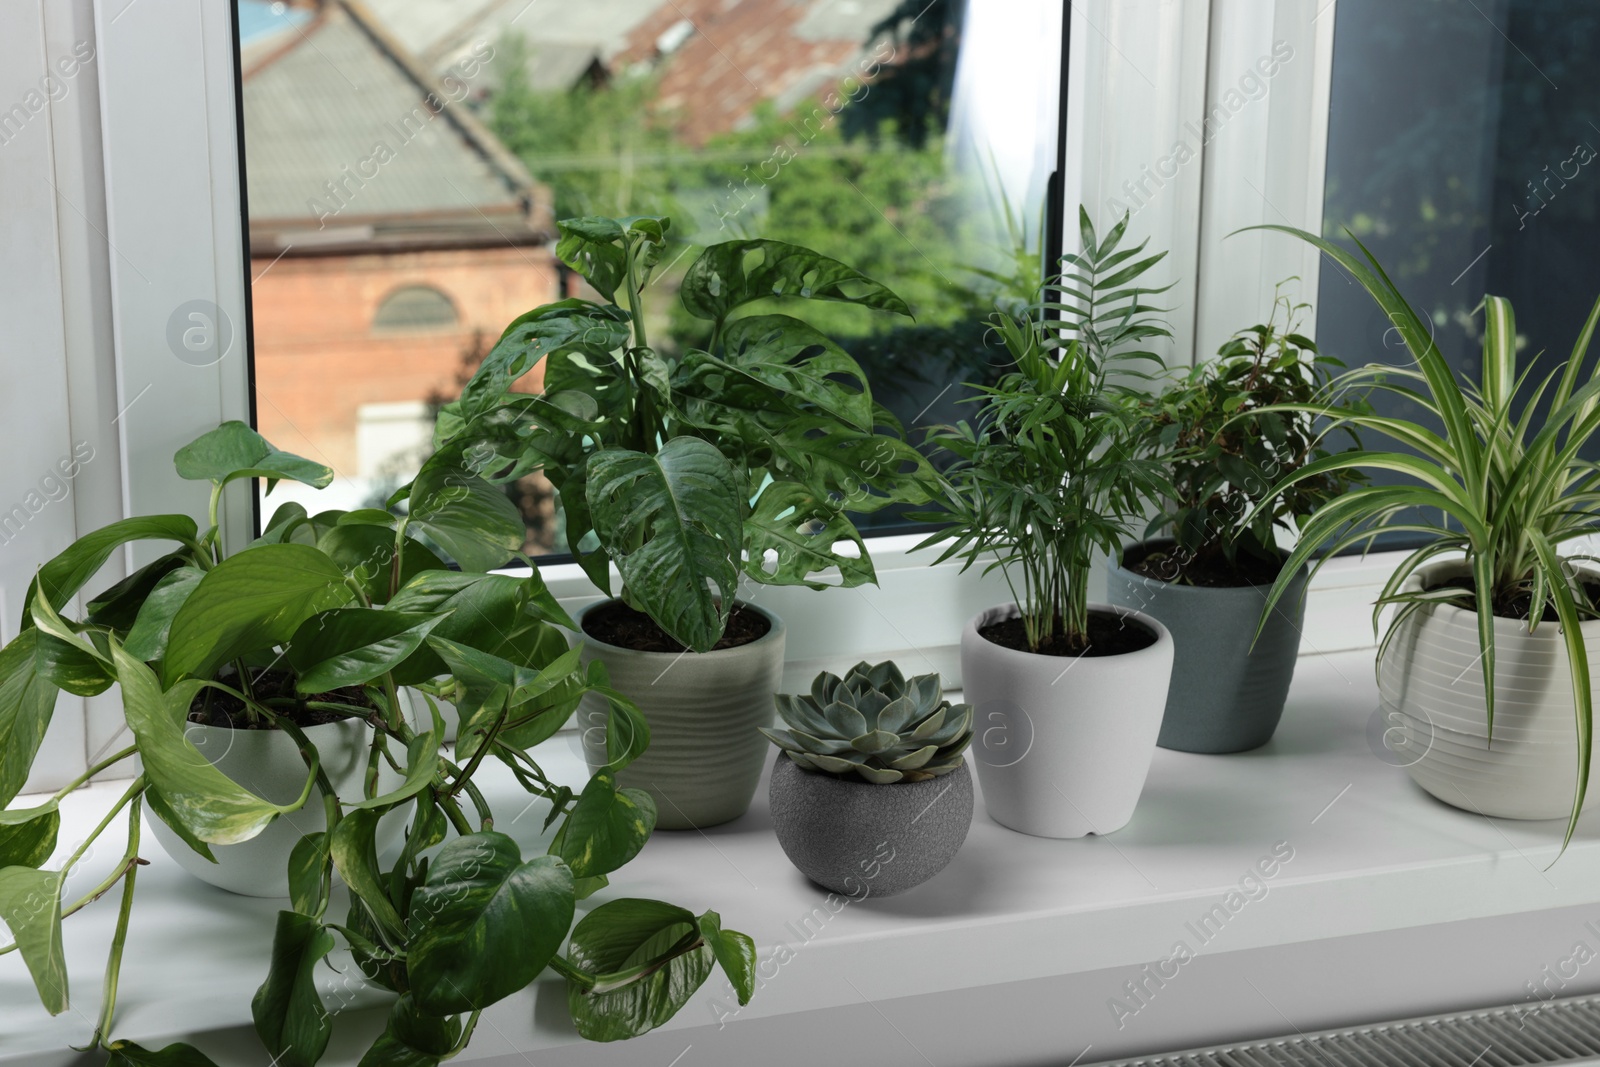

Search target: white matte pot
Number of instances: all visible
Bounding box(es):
[148,703,411,897]
[960,604,1174,839]
[1380,561,1600,820]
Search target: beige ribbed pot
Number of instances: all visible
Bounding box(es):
[1381,560,1600,819]
[576,600,785,830]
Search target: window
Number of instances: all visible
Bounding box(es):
[372,285,460,331]
[1317,0,1600,450]
[234,0,1067,552]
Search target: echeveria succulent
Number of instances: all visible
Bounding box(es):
[761,661,973,784]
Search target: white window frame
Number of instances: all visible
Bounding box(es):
[2,0,1397,791]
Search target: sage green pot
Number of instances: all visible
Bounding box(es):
[576,600,785,829]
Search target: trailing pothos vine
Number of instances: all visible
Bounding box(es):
[0,421,755,1066]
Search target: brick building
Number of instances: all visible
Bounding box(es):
[241,0,557,508]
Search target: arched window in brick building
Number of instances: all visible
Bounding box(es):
[373,285,459,332]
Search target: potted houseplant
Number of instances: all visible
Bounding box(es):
[915,211,1176,839]
[434,214,939,829]
[1107,292,1365,753]
[1248,225,1600,850]
[0,421,756,1063]
[761,660,974,896]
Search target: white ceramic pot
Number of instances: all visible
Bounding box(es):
[1380,561,1600,820]
[960,603,1174,838]
[148,707,409,897]
[576,600,785,830]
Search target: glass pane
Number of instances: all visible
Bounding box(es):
[1318,0,1600,471]
[236,0,1063,556]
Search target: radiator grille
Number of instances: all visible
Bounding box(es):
[1090,993,1600,1067]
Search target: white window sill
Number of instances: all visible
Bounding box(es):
[4,645,1597,1066]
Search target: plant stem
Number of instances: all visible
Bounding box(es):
[52,745,138,800]
[548,956,594,990]
[62,777,145,877]
[390,517,409,601]
[91,800,142,1049]
[439,796,473,836]
[444,1010,482,1059]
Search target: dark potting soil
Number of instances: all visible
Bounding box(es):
[978,611,1158,658]
[187,668,376,730]
[1432,575,1600,623]
[583,599,771,653]
[1126,543,1285,588]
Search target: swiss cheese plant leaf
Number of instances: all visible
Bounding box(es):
[702,314,876,430]
[357,994,462,1067]
[0,801,58,869]
[115,646,309,845]
[743,481,875,589]
[679,239,911,333]
[406,460,524,573]
[696,909,756,1006]
[406,832,575,1015]
[174,421,333,491]
[22,514,198,629]
[0,631,61,807]
[121,566,204,662]
[286,608,446,694]
[106,1041,224,1067]
[555,770,656,879]
[585,438,744,652]
[251,910,335,1067]
[162,543,355,686]
[554,218,629,301]
[0,865,67,1014]
[562,898,713,1042]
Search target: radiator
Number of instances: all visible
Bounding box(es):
[1088,992,1600,1067]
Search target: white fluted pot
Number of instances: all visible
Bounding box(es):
[576,601,785,829]
[961,603,1174,838]
[1380,561,1600,819]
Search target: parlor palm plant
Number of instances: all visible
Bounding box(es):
[1247,226,1600,848]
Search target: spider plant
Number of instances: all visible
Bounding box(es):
[1244,225,1600,849]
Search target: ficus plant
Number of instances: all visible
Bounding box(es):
[1242,225,1600,851]
[0,422,755,1066]
[433,214,942,652]
[1133,288,1366,581]
[915,210,1173,653]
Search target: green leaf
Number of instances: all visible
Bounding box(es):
[0,801,59,869]
[162,543,355,686]
[106,1041,224,1067]
[743,481,875,589]
[556,771,656,879]
[85,552,190,631]
[563,898,713,1042]
[22,514,199,629]
[286,608,446,694]
[115,645,305,845]
[0,631,61,808]
[251,910,334,1067]
[357,994,462,1067]
[699,314,877,430]
[328,808,405,945]
[288,831,331,918]
[32,628,112,698]
[122,566,205,662]
[585,438,744,652]
[317,523,448,605]
[388,572,575,685]
[0,866,66,1014]
[407,460,524,573]
[696,909,756,1006]
[680,239,911,330]
[348,730,441,813]
[554,217,629,301]
[174,421,333,491]
[406,832,575,1014]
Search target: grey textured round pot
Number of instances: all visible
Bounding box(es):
[768,755,973,896]
[1106,540,1308,754]
[577,600,785,830]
